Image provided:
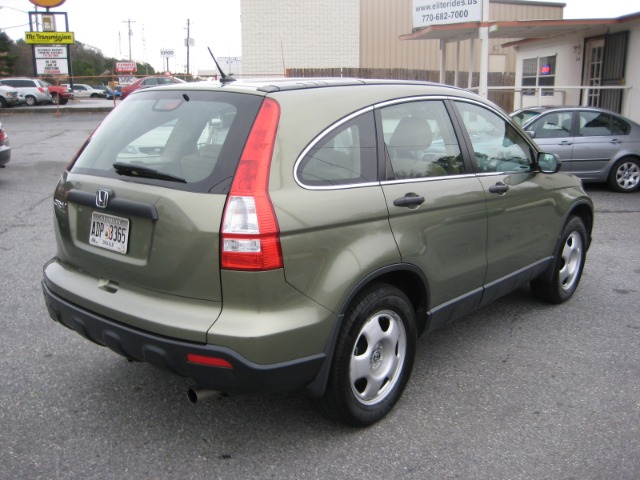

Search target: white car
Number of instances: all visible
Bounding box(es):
[0,84,22,108]
[63,83,107,98]
[0,78,53,106]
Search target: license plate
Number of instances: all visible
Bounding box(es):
[89,212,130,254]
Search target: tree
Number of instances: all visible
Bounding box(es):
[0,32,19,76]
[1,34,156,82]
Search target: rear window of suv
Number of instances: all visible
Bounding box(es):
[1,79,34,88]
[70,90,263,194]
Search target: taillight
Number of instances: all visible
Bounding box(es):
[39,87,46,93]
[221,98,283,271]
[0,128,5,142]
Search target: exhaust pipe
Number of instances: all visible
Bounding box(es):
[187,386,221,404]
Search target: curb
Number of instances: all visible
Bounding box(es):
[0,101,116,115]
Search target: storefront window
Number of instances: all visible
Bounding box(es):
[522,55,556,96]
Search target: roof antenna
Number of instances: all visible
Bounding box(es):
[208,47,236,84]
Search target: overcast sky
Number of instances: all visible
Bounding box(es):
[1,0,638,75]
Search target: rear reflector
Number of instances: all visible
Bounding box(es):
[187,354,233,369]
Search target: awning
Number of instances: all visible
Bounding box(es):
[400,14,640,44]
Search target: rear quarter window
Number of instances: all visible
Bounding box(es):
[296,111,378,187]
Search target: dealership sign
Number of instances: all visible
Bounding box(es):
[34,46,67,58]
[34,46,68,75]
[36,58,68,75]
[116,61,137,73]
[413,0,482,28]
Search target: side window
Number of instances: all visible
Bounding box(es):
[380,100,464,180]
[455,101,534,173]
[530,112,573,139]
[612,116,630,135]
[579,111,628,136]
[297,112,377,187]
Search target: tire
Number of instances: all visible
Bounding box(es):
[531,216,587,304]
[317,283,417,427]
[0,97,7,108]
[52,94,61,105]
[25,95,37,106]
[59,97,68,105]
[607,157,640,193]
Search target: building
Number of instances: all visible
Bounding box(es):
[240,0,564,77]
[240,0,360,76]
[509,12,640,122]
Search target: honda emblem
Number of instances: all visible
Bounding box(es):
[95,189,111,208]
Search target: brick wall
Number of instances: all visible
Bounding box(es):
[241,0,360,76]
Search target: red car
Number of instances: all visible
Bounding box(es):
[120,75,185,100]
[44,82,74,105]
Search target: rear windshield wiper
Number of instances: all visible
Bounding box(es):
[113,162,187,183]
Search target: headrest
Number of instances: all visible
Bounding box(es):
[388,117,432,150]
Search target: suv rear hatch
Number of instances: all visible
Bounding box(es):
[48,88,264,340]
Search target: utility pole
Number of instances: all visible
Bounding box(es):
[185,19,191,77]
[123,18,136,61]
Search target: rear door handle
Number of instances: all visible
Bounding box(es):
[393,193,425,208]
[489,182,509,195]
[559,140,573,145]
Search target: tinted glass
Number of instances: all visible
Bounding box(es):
[455,101,533,173]
[2,79,31,88]
[579,111,629,136]
[70,90,262,194]
[297,112,378,186]
[381,100,464,179]
[611,116,630,135]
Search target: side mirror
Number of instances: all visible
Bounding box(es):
[526,130,535,139]
[537,152,561,174]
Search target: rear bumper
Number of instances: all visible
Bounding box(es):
[42,281,326,394]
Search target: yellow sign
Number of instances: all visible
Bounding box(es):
[29,0,67,7]
[25,31,74,44]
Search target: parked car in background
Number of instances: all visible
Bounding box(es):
[93,85,117,99]
[43,82,74,105]
[120,75,185,99]
[0,84,22,108]
[0,121,10,168]
[63,83,107,98]
[510,106,553,126]
[0,77,53,106]
[43,78,594,427]
[522,106,640,192]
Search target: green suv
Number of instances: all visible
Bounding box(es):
[42,79,593,426]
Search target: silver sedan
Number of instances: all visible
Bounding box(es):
[522,106,640,192]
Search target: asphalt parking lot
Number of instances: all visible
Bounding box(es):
[0,108,639,480]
